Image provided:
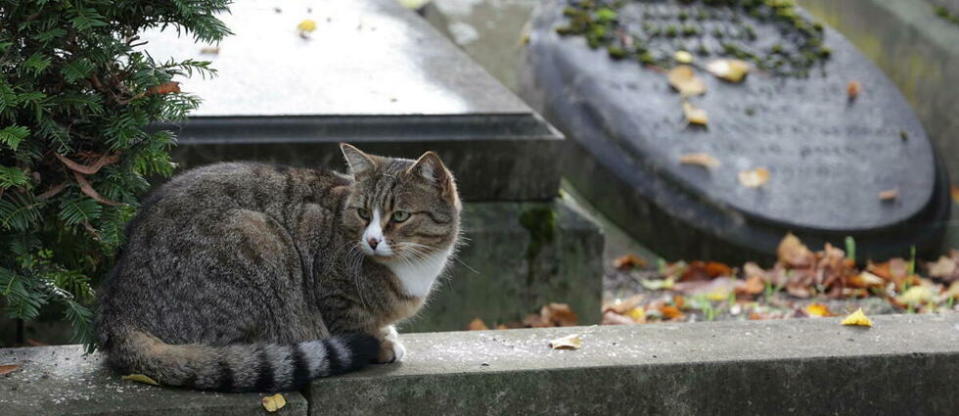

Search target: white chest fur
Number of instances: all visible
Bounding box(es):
[385,248,453,298]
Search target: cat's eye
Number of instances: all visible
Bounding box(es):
[357,208,370,220]
[391,210,411,223]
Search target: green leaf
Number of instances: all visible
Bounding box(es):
[70,7,109,31]
[61,59,95,84]
[59,197,103,226]
[22,53,52,76]
[0,193,42,232]
[0,165,30,189]
[0,125,29,151]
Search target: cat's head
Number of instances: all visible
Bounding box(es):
[339,143,461,262]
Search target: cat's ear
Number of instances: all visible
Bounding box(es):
[409,151,456,194]
[340,143,377,176]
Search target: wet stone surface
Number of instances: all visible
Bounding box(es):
[526,0,948,261]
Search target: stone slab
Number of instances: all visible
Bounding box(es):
[141,0,564,201]
[310,313,959,415]
[167,118,563,202]
[525,0,950,261]
[0,345,308,416]
[797,0,959,206]
[137,0,529,117]
[403,199,604,332]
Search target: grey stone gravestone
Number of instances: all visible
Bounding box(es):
[133,0,602,331]
[525,0,950,263]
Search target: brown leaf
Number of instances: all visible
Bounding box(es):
[927,256,957,281]
[667,65,707,96]
[679,153,720,169]
[146,82,181,95]
[777,233,815,268]
[601,310,637,325]
[878,188,899,201]
[847,81,861,100]
[0,364,20,375]
[467,318,489,331]
[951,185,959,204]
[680,261,732,281]
[736,275,765,296]
[603,294,645,314]
[660,305,685,321]
[613,254,647,271]
[541,303,578,327]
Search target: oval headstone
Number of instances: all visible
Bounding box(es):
[525,0,950,261]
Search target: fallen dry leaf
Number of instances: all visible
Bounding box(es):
[122,374,160,386]
[641,278,674,290]
[660,305,685,320]
[897,285,935,306]
[738,167,770,188]
[199,46,220,55]
[945,281,959,299]
[674,50,694,64]
[705,59,750,83]
[549,333,583,350]
[541,303,578,327]
[668,65,707,96]
[847,81,861,100]
[679,153,720,168]
[602,310,636,325]
[627,307,646,323]
[951,185,959,203]
[848,271,884,288]
[927,256,957,280]
[841,308,873,327]
[777,233,814,268]
[683,102,708,125]
[0,364,20,375]
[613,254,647,270]
[467,318,489,331]
[805,303,834,317]
[603,294,645,314]
[262,393,287,413]
[878,188,898,201]
[736,275,765,296]
[297,19,317,33]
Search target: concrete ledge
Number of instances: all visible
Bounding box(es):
[3,315,957,415]
[311,314,959,415]
[0,346,308,416]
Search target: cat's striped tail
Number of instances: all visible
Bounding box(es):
[103,329,379,392]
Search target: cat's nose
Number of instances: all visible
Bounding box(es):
[367,238,380,249]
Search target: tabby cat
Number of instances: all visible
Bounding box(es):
[94,144,461,392]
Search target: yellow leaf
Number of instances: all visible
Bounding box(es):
[841,308,873,327]
[738,168,770,188]
[549,334,583,350]
[297,19,317,33]
[682,102,708,125]
[679,153,720,168]
[122,374,160,386]
[262,393,287,413]
[640,277,674,290]
[668,65,707,97]
[673,50,694,64]
[705,59,750,83]
[627,307,646,323]
[805,303,834,317]
[897,286,935,306]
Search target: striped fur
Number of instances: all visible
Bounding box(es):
[95,144,460,392]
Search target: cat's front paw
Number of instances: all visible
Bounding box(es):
[377,338,406,363]
[376,325,406,363]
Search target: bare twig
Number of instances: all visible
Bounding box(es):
[55,153,119,175]
[73,172,122,206]
[37,182,67,200]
